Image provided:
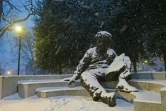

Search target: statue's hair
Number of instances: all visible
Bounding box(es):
[95,31,112,39]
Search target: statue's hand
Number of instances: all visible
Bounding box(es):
[63,77,71,81]
[65,75,77,85]
[68,79,75,85]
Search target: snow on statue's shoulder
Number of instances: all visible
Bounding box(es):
[107,48,116,55]
[87,47,97,53]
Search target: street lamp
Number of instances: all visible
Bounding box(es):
[7,71,11,75]
[15,25,24,76]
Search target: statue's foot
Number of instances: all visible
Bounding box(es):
[93,88,102,101]
[100,92,116,107]
[116,79,138,92]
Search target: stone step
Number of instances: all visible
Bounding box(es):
[16,74,166,99]
[36,86,90,98]
[17,79,165,99]
[36,86,119,98]
[18,80,81,98]
[36,86,134,102]
[131,90,162,111]
[129,79,166,111]
[129,79,166,93]
[36,86,162,111]
[0,74,73,99]
[17,79,118,98]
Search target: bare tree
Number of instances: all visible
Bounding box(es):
[0,62,4,75]
[0,0,35,37]
[4,28,36,75]
[21,30,36,75]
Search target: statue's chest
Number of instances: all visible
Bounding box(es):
[91,51,108,61]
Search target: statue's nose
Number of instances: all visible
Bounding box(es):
[98,41,103,44]
[98,43,103,46]
[100,42,104,45]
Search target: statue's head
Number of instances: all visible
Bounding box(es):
[95,31,112,51]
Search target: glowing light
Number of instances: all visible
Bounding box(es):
[160,57,164,62]
[7,71,11,75]
[144,60,148,64]
[15,26,23,32]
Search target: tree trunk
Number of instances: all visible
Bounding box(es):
[164,53,166,71]
[58,63,62,74]
[133,58,137,73]
[33,67,37,75]
[0,0,2,22]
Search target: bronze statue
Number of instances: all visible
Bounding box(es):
[65,31,138,107]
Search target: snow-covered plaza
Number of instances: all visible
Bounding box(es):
[0,94,133,111]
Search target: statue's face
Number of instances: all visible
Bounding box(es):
[96,37,110,51]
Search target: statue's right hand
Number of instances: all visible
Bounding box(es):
[68,79,75,85]
[64,75,77,85]
[63,77,71,81]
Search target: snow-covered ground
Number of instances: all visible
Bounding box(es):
[0,94,134,111]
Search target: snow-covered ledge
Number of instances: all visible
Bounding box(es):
[0,76,2,99]
[130,79,166,111]
[0,74,73,99]
[132,72,166,80]
[160,87,166,111]
[0,72,165,99]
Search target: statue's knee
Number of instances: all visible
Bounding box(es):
[80,72,91,89]
[80,72,89,80]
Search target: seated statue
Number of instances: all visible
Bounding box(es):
[65,31,138,107]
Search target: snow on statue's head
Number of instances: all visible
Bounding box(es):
[95,31,112,51]
[95,31,112,39]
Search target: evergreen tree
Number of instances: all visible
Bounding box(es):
[34,0,113,74]
[108,0,166,72]
[110,0,147,72]
[34,0,166,73]
[146,27,166,70]
[142,0,166,71]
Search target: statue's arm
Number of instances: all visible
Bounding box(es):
[67,49,91,85]
[74,51,91,80]
[67,51,91,85]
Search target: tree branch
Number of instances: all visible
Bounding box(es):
[2,15,11,23]
[0,13,33,37]
[3,0,22,12]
